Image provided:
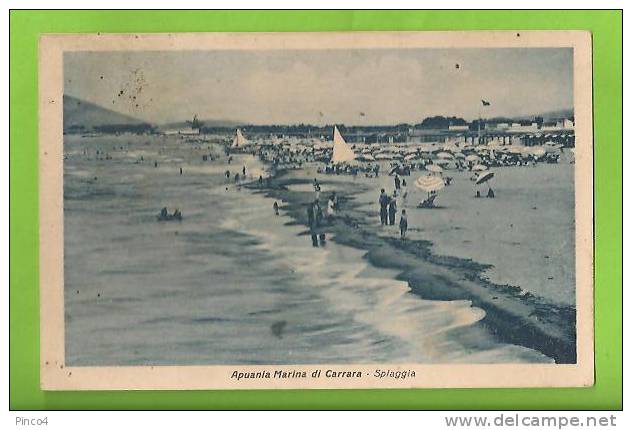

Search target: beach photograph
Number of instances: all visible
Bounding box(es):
[58,44,580,369]
[32,30,596,391]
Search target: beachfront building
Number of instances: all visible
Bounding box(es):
[448,124,469,132]
[540,118,575,131]
[486,122,510,130]
[509,121,540,132]
[163,127,200,136]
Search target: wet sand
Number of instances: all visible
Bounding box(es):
[253,169,576,363]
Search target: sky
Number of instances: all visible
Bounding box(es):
[64,48,573,125]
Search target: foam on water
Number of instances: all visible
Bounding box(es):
[217,185,550,363]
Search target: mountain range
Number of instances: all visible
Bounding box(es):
[63,95,149,131]
[63,95,243,132]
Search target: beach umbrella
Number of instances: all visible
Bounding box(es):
[442,142,460,152]
[362,154,375,161]
[374,153,391,160]
[506,145,526,154]
[426,164,443,173]
[529,146,546,157]
[434,158,451,165]
[404,153,417,161]
[475,171,495,185]
[436,152,454,159]
[472,164,488,171]
[465,154,480,162]
[544,141,562,153]
[454,152,466,159]
[415,175,445,193]
[419,143,438,153]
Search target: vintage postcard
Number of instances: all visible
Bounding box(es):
[39,31,593,390]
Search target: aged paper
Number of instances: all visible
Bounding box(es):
[39,31,593,390]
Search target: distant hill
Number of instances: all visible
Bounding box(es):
[63,95,150,132]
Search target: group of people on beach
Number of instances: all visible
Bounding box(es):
[302,180,340,247]
[379,188,408,239]
[224,165,248,184]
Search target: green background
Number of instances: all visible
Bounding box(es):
[9,10,622,410]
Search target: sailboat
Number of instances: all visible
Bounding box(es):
[331,126,356,164]
[232,128,249,149]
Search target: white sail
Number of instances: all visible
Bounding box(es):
[331,126,356,164]
[232,128,248,148]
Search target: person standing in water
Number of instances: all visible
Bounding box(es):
[399,209,408,239]
[273,201,279,216]
[388,193,397,225]
[242,165,246,177]
[307,201,318,247]
[379,188,389,225]
[313,178,321,200]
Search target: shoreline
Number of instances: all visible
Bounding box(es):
[249,169,576,364]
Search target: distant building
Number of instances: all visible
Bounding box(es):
[509,121,539,132]
[163,127,200,136]
[557,118,575,129]
[448,124,469,131]
[540,118,575,131]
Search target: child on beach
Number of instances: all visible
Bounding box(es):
[399,209,408,240]
[331,192,339,210]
